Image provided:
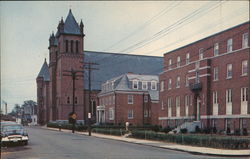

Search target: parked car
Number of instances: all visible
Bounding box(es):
[1,121,29,145]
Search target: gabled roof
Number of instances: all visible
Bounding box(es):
[37,59,50,81]
[100,73,159,101]
[63,9,81,35]
[84,51,163,90]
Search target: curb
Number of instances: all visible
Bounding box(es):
[42,127,250,157]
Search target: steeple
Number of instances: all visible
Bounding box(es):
[37,59,50,81]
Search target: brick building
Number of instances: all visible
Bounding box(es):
[158,21,249,133]
[36,10,163,125]
[97,73,159,126]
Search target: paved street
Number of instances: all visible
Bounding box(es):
[1,127,247,159]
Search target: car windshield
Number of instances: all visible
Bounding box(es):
[2,125,23,132]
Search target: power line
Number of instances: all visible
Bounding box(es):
[103,1,182,52]
[120,1,225,53]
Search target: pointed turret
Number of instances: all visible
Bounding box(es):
[37,59,50,81]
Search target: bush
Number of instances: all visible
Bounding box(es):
[92,128,126,136]
[131,130,250,149]
[161,126,172,134]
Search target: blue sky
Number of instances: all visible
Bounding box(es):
[0,1,249,113]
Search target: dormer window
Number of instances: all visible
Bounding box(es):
[142,81,148,90]
[132,80,139,89]
[151,81,157,90]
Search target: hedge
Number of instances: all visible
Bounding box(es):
[92,128,126,136]
[131,130,250,149]
[47,122,88,131]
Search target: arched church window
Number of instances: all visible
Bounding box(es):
[71,40,74,53]
[66,40,69,52]
[76,41,79,53]
[67,97,70,104]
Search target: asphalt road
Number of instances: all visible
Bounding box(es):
[1,127,246,159]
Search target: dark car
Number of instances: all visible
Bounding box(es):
[1,121,29,145]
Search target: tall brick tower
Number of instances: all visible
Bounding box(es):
[48,9,85,120]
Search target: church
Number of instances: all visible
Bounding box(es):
[36,9,163,125]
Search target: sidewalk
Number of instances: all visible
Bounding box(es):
[44,127,250,157]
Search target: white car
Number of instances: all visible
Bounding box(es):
[1,121,29,145]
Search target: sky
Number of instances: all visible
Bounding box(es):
[0,1,249,113]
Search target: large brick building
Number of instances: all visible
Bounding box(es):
[158,21,249,133]
[97,73,159,126]
[36,10,163,125]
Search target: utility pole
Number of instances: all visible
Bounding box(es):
[63,68,83,133]
[83,62,99,136]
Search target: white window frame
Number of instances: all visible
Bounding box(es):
[214,43,219,56]
[185,95,189,106]
[169,59,172,70]
[177,56,181,67]
[151,81,157,90]
[128,110,134,119]
[185,75,189,87]
[132,80,139,89]
[213,91,218,104]
[168,98,172,108]
[160,81,164,92]
[226,89,232,103]
[161,101,164,110]
[176,76,180,88]
[241,87,248,102]
[186,53,190,64]
[227,64,232,79]
[128,95,133,104]
[213,67,219,81]
[199,48,204,60]
[109,108,114,120]
[168,78,172,90]
[227,38,233,52]
[242,60,248,76]
[242,33,249,48]
[142,81,148,90]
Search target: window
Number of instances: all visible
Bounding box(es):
[227,38,233,52]
[128,95,133,104]
[71,40,74,53]
[195,72,200,83]
[241,87,248,102]
[227,64,232,79]
[185,95,189,106]
[226,89,232,103]
[160,81,164,92]
[132,80,139,89]
[67,97,70,104]
[76,41,79,53]
[168,98,172,108]
[144,95,148,103]
[161,101,164,110]
[66,40,69,52]
[242,60,248,76]
[199,48,204,60]
[151,81,157,90]
[214,43,219,56]
[213,91,218,104]
[242,33,249,48]
[186,53,190,64]
[113,95,115,104]
[185,75,189,87]
[213,67,219,81]
[142,81,148,90]
[144,110,149,117]
[176,76,180,88]
[177,56,181,67]
[109,108,114,120]
[168,78,172,90]
[176,96,180,108]
[128,110,134,119]
[168,59,172,70]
